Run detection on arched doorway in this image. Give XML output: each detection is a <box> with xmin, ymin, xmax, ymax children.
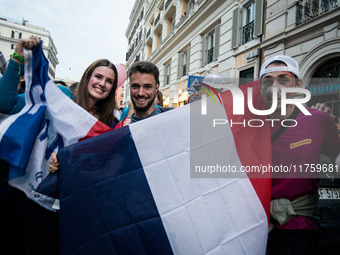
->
<box><xmin>307</xmin><ymin>57</ymin><xmax>340</xmax><ymax>117</ymax></box>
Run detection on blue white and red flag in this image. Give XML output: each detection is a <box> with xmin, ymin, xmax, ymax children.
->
<box><xmin>58</xmin><ymin>82</ymin><xmax>271</xmax><ymax>254</ymax></box>
<box><xmin>0</xmin><ymin>42</ymin><xmax>111</xmax><ymax>210</ymax></box>
<box><xmin>0</xmin><ymin>43</ymin><xmax>271</xmax><ymax>254</ymax></box>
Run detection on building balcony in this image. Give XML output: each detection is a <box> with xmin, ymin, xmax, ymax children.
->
<box><xmin>296</xmin><ymin>0</ymin><xmax>339</xmax><ymax>25</ymax></box>
<box><xmin>164</xmin><ymin>0</ymin><xmax>177</xmax><ymax>19</ymax></box>
<box><xmin>176</xmin><ymin>12</ymin><xmax>188</xmax><ymax>28</ymax></box>
<box><xmin>146</xmin><ymin>28</ymin><xmax>151</xmax><ymax>39</ymax></box>
<box><xmin>182</xmin><ymin>64</ymin><xmax>187</xmax><ymax>76</ymax></box>
<box><xmin>126</xmin><ymin>42</ymin><xmax>142</xmax><ymax>62</ymax></box>
<box><xmin>207</xmin><ymin>47</ymin><xmax>214</xmax><ymax>64</ymax></box>
<box><xmin>155</xmin><ymin>12</ymin><xmax>161</xmax><ymax>26</ymax></box>
<box><xmin>242</xmin><ymin>21</ymin><xmax>254</xmax><ymax>45</ymax></box>
<box><xmin>165</xmin><ymin>0</ymin><xmax>172</xmax><ymax>10</ymax></box>
<box><xmin>146</xmin><ymin>27</ymin><xmax>153</xmax><ymax>45</ymax></box>
<box><xmin>154</xmin><ymin>11</ymin><xmax>163</xmax><ymax>34</ymax></box>
<box><xmin>146</xmin><ymin>30</ymin><xmax>153</xmax><ymax>45</ymax></box>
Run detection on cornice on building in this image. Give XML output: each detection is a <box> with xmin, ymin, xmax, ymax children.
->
<box><xmin>261</xmin><ymin>5</ymin><xmax>340</xmax><ymax>51</ymax></box>
<box><xmin>126</xmin><ymin>0</ymin><xmax>145</xmax><ymax>37</ymax></box>
<box><xmin>129</xmin><ymin>42</ymin><xmax>143</xmax><ymax>60</ymax></box>
<box><xmin>0</xmin><ymin>19</ymin><xmax>50</xmax><ymax>37</ymax></box>
<box><xmin>144</xmin><ymin>0</ymin><xmax>158</xmax><ymax>24</ymax></box>
<box><xmin>0</xmin><ymin>16</ymin><xmax>59</xmax><ymax>78</ymax></box>
<box><xmin>0</xmin><ymin>35</ymin><xmax>17</xmax><ymax>43</ymax></box>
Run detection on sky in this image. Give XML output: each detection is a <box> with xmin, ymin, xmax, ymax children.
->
<box><xmin>0</xmin><ymin>0</ymin><xmax>135</xmax><ymax>81</ymax></box>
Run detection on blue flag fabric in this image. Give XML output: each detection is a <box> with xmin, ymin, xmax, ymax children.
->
<box><xmin>0</xmin><ymin>42</ymin><xmax>48</xmax><ymax>179</ymax></box>
<box><xmin>59</xmin><ymin>126</ymin><xmax>173</xmax><ymax>255</ymax></box>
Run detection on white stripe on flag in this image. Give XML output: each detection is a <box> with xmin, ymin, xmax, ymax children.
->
<box><xmin>130</xmin><ymin>103</ymin><xmax>268</xmax><ymax>255</ymax></box>
<box><xmin>44</xmin><ymin>80</ymin><xmax>99</xmax><ymax>145</ymax></box>
<box><xmin>0</xmin><ymin>104</ymin><xmax>31</xmax><ymax>142</ymax></box>
<box><xmin>24</xmin><ymin>48</ymin><xmax>33</xmax><ymax>105</ymax></box>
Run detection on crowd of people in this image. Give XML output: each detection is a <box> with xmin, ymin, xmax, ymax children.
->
<box><xmin>0</xmin><ymin>37</ymin><xmax>339</xmax><ymax>255</ymax></box>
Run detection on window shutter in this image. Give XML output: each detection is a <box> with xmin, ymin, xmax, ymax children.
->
<box><xmin>189</xmin><ymin>1</ymin><xmax>194</xmax><ymax>11</ymax></box>
<box><xmin>231</xmin><ymin>8</ymin><xmax>241</xmax><ymax>48</ymax></box>
<box><xmin>171</xmin><ymin>21</ymin><xmax>175</xmax><ymax>32</ymax></box>
<box><xmin>164</xmin><ymin>65</ymin><xmax>167</xmax><ymax>85</ymax></box>
<box><xmin>186</xmin><ymin>46</ymin><xmax>190</xmax><ymax>75</ymax></box>
<box><xmin>202</xmin><ymin>34</ymin><xmax>208</xmax><ymax>66</ymax></box>
<box><xmin>214</xmin><ymin>24</ymin><xmax>221</xmax><ymax>60</ymax></box>
<box><xmin>254</xmin><ymin>0</ymin><xmax>263</xmax><ymax>36</ymax></box>
<box><xmin>169</xmin><ymin>62</ymin><xmax>171</xmax><ymax>84</ymax></box>
<box><xmin>177</xmin><ymin>53</ymin><xmax>182</xmax><ymax>78</ymax></box>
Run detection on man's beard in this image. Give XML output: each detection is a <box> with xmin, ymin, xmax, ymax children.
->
<box><xmin>132</xmin><ymin>94</ymin><xmax>156</xmax><ymax>113</ymax></box>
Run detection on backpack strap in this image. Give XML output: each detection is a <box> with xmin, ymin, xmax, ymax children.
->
<box><xmin>271</xmin><ymin>106</ymin><xmax>300</xmax><ymax>143</ymax></box>
<box><xmin>158</xmin><ymin>107</ymin><xmax>173</xmax><ymax>113</ymax></box>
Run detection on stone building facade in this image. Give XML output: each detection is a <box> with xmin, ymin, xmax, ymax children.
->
<box><xmin>0</xmin><ymin>17</ymin><xmax>58</xmax><ymax>79</ymax></box>
<box><xmin>125</xmin><ymin>0</ymin><xmax>340</xmax><ymax>112</ymax></box>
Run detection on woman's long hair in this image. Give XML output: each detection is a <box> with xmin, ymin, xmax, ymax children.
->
<box><xmin>75</xmin><ymin>59</ymin><xmax>118</xmax><ymax>126</ymax></box>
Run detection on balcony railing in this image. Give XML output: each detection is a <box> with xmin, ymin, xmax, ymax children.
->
<box><xmin>165</xmin><ymin>0</ymin><xmax>172</xmax><ymax>10</ymax></box>
<box><xmin>164</xmin><ymin>0</ymin><xmax>176</xmax><ymax>19</ymax></box>
<box><xmin>296</xmin><ymin>0</ymin><xmax>339</xmax><ymax>25</ymax></box>
<box><xmin>165</xmin><ymin>75</ymin><xmax>170</xmax><ymax>85</ymax></box>
<box><xmin>242</xmin><ymin>21</ymin><xmax>254</xmax><ymax>45</ymax></box>
<box><xmin>182</xmin><ymin>64</ymin><xmax>187</xmax><ymax>76</ymax></box>
<box><xmin>176</xmin><ymin>12</ymin><xmax>188</xmax><ymax>28</ymax></box>
<box><xmin>207</xmin><ymin>47</ymin><xmax>214</xmax><ymax>64</ymax></box>
<box><xmin>155</xmin><ymin>13</ymin><xmax>160</xmax><ymax>26</ymax></box>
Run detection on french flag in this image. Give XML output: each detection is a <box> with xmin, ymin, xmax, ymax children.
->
<box><xmin>0</xmin><ymin>42</ymin><xmax>111</xmax><ymax>210</ymax></box>
<box><xmin>58</xmin><ymin>81</ymin><xmax>271</xmax><ymax>254</ymax></box>
<box><xmin>0</xmin><ymin>41</ymin><xmax>272</xmax><ymax>253</ymax></box>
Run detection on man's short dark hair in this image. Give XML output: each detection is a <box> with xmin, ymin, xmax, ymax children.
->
<box><xmin>128</xmin><ymin>61</ymin><xmax>160</xmax><ymax>85</ymax></box>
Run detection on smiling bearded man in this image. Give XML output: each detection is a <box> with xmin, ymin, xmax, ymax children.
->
<box><xmin>126</xmin><ymin>61</ymin><xmax>172</xmax><ymax>124</ymax></box>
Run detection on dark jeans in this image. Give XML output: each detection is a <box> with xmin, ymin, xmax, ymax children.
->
<box><xmin>267</xmin><ymin>227</ymin><xmax>321</xmax><ymax>255</ymax></box>
<box><xmin>0</xmin><ymin>160</ymin><xmax>59</xmax><ymax>255</ymax></box>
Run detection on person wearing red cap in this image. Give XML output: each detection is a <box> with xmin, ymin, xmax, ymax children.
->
<box><xmin>261</xmin><ymin>55</ymin><xmax>340</xmax><ymax>255</ymax></box>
